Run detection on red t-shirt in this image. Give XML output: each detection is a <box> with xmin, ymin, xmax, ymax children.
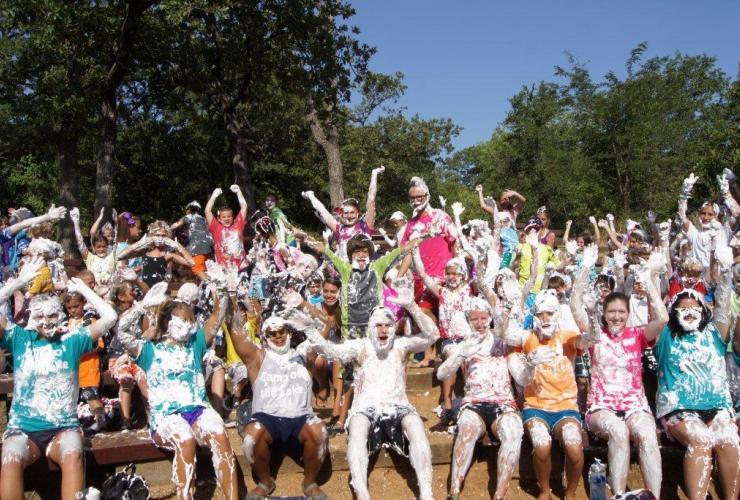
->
<box><xmin>209</xmin><ymin>213</ymin><xmax>246</xmax><ymax>269</ymax></box>
<box><xmin>400</xmin><ymin>208</ymin><xmax>456</xmax><ymax>279</ymax></box>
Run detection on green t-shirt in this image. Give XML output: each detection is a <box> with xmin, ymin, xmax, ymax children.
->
<box><xmin>326</xmin><ymin>246</ymin><xmax>403</xmax><ymax>335</ymax></box>
<box><xmin>0</xmin><ymin>324</ymin><xmax>93</xmax><ymax>432</ymax></box>
<box><xmin>136</xmin><ymin>328</ymin><xmax>209</xmax><ymax>431</ymax></box>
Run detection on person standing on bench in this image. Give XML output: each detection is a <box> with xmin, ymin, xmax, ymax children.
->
<box><xmin>0</xmin><ymin>259</ymin><xmax>117</xmax><ymax>500</ymax></box>
<box><xmin>116</xmin><ymin>278</ymin><xmax>239</xmax><ymax>500</ymax></box>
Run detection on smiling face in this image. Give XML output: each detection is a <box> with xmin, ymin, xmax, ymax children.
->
<box><xmin>675</xmin><ymin>297</ymin><xmax>703</xmax><ymax>332</ymax></box>
<box><xmin>218</xmin><ymin>208</ymin><xmax>234</xmax><ymax>227</ymax></box>
<box><xmin>341</xmin><ymin>204</ymin><xmax>359</xmax><ymax>226</ymax></box>
<box><xmin>63</xmin><ymin>297</ymin><xmax>85</xmax><ymax>320</ymax></box>
<box><xmin>350</xmin><ymin>248</ymin><xmax>370</xmax><ymax>271</ymax></box>
<box><xmin>408</xmin><ymin>186</ymin><xmax>429</xmax><ymax>215</ymax></box>
<box><xmin>699</xmin><ymin>204</ymin><xmax>717</xmax><ymax>225</ymax></box>
<box><xmin>322</xmin><ymin>282</ymin><xmax>340</xmax><ymax>307</ymax></box>
<box><xmin>93</xmin><ymin>239</ymin><xmax>108</xmax><ymax>257</ymax></box>
<box><xmin>603</xmin><ymin>297</ymin><xmax>629</xmax><ymax>335</ymax></box>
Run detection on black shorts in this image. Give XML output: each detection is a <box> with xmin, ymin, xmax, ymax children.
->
<box><xmin>355</xmin><ymin>406</ymin><xmax>415</xmax><ymax>457</ymax></box>
<box><xmin>249</xmin><ymin>412</ymin><xmax>309</xmax><ymax>454</ymax></box>
<box><xmin>463</xmin><ymin>403</ymin><xmax>517</xmax><ymax>442</ymax></box>
<box><xmin>4</xmin><ymin>427</ymin><xmax>79</xmax><ymax>455</ymax></box>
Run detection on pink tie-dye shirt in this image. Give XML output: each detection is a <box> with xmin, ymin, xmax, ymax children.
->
<box><xmin>588</xmin><ymin>326</ymin><xmax>650</xmax><ymax>413</ymax></box>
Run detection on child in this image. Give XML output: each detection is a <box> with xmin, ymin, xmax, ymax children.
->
<box><xmin>171</xmin><ymin>201</ymin><xmax>214</xmax><ymax>281</ymax></box>
<box><xmin>0</xmin><ymin>262</ymin><xmax>116</xmax><ymax>500</ymax></box>
<box><xmin>205</xmin><ymin>185</ymin><xmax>248</xmax><ymax>270</ymax></box>
<box><xmin>63</xmin><ymin>290</ymin><xmax>107</xmax><ymax>433</ymax></box>
<box><xmin>71</xmin><ymin>207</ymin><xmax>117</xmax><ymax>296</ymax></box>
<box><xmin>116</xmin><ymin>287</ymin><xmax>238</xmax><ymax>499</ymax></box>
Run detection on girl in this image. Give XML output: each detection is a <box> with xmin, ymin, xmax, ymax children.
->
<box><xmin>118</xmin><ymin>221</ymin><xmax>195</xmax><ymax>288</ymax></box>
<box><xmin>71</xmin><ymin>207</ymin><xmax>117</xmax><ymax>296</ymax></box>
<box><xmin>115</xmin><ymin>211</ymin><xmax>143</xmax><ymax>271</ymax></box>
<box><xmin>117</xmin><ymin>285</ymin><xmax>238</xmax><ymax>499</ymax></box>
<box><xmin>0</xmin><ymin>261</ymin><xmax>116</xmax><ymax>500</ymax></box>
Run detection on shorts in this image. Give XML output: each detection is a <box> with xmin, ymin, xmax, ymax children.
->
<box><xmin>203</xmin><ymin>349</ymin><xmax>225</xmax><ymax>381</ymax></box>
<box><xmin>151</xmin><ymin>406</ymin><xmax>207</xmax><ymax>441</ymax></box>
<box><xmin>352</xmin><ymin>405</ymin><xmax>415</xmax><ymax>457</ymax></box>
<box><xmin>522</xmin><ymin>408</ymin><xmax>582</xmax><ymax>431</ymax></box>
<box><xmin>414</xmin><ymin>278</ymin><xmax>439</xmax><ymax>315</ymax></box>
<box><xmin>3</xmin><ymin>427</ymin><xmax>80</xmax><ymax>455</ymax></box>
<box><xmin>585</xmin><ymin>407</ymin><xmax>650</xmax><ymax>431</ymax></box>
<box><xmin>80</xmin><ymin>387</ymin><xmax>101</xmax><ymax>402</ymax></box>
<box><xmin>248</xmin><ymin>412</ymin><xmax>310</xmax><ymax>454</ymax></box>
<box><xmin>661</xmin><ymin>408</ymin><xmax>734</xmax><ymax>437</ymax></box>
<box><xmin>108</xmin><ymin>355</ymin><xmax>142</xmax><ymax>384</ymax></box>
<box><xmin>461</xmin><ymin>402</ymin><xmax>518</xmax><ymax>442</ymax></box>
<box><xmin>192</xmin><ymin>254</ymin><xmax>208</xmax><ymax>275</ymax></box>
<box><xmin>79</xmin><ymin>351</ymin><xmax>101</xmax><ymax>388</ymax></box>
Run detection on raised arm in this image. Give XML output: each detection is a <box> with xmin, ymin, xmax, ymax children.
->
<box><xmin>89</xmin><ymin>208</ymin><xmax>105</xmax><ymax>246</ymax></box>
<box><xmin>588</xmin><ymin>216</ymin><xmax>601</xmax><ymax>246</ymax></box>
<box><xmin>162</xmin><ymin>238</ymin><xmax>196</xmax><ymax>268</ymax></box>
<box><xmin>364</xmin><ymin>166</ymin><xmax>384</xmax><ymax>230</ymax></box>
<box><xmin>116</xmin><ymin>304</ymin><xmax>146</xmax><ymax>358</ymax></box>
<box><xmin>204</xmin><ymin>188</ymin><xmax>222</xmax><ymax>225</ymax></box>
<box><xmin>230</xmin><ymin>184</ymin><xmax>248</xmax><ymax>220</ymax></box>
<box><xmin>678</xmin><ymin>173</ymin><xmax>699</xmax><ymax>233</ymax></box>
<box><xmin>0</xmin><ymin>258</ymin><xmax>43</xmax><ymax>331</ymax></box>
<box><xmin>203</xmin><ymin>289</ymin><xmax>227</xmax><ymax>346</ymax></box>
<box><xmin>301</xmin><ymin>191</ymin><xmax>338</xmax><ymax>232</ymax></box>
<box><xmin>117</xmin><ymin>235</ymin><xmax>151</xmax><ymax>261</ymax></box>
<box><xmin>563</xmin><ymin>220</ymin><xmax>573</xmax><ymax>243</ymax></box>
<box><xmin>65</xmin><ymin>277</ymin><xmax>117</xmax><ymax>340</ymax></box>
<box><xmin>389</xmin><ymin>286</ymin><xmax>439</xmax><ymax>354</ymax></box>
<box><xmin>412</xmin><ymin>246</ymin><xmax>440</xmax><ymax>297</ymax></box>
<box><xmin>476</xmin><ymin>185</ymin><xmax>494</xmax><ymax>216</ymax></box>
<box><xmin>570</xmin><ymin>243</ymin><xmax>599</xmax><ymax>333</ymax></box>
<box><xmin>712</xmin><ymin>244</ymin><xmax>734</xmax><ymax>342</ymax></box>
<box><xmin>642</xmin><ymin>255</ymin><xmax>670</xmax><ymax>341</ymax></box>
<box><xmin>520</xmin><ymin>233</ymin><xmax>540</xmax><ymax>299</ymax></box>
<box><xmin>226</xmin><ymin>295</ymin><xmax>263</xmax><ymax>368</ymax></box>
<box><xmin>719</xmin><ymin>172</ymin><xmax>740</xmax><ymax>217</ymax></box>
<box><xmin>69</xmin><ymin>208</ymin><xmax>89</xmax><ymax>259</ymax></box>
<box><xmin>5</xmin><ymin>205</ymin><xmax>67</xmax><ymax>237</ymax></box>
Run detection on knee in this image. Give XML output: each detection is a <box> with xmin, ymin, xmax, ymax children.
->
<box><xmin>560</xmin><ymin>422</ymin><xmax>583</xmax><ymax>448</ymax></box>
<box><xmin>498</xmin><ymin>415</ymin><xmax>524</xmax><ymax>444</ymax></box>
<box><xmin>608</xmin><ymin>422</ymin><xmax>629</xmax><ymax>444</ymax></box>
<box><xmin>528</xmin><ymin>421</ymin><xmax>552</xmax><ymax>452</ymax></box>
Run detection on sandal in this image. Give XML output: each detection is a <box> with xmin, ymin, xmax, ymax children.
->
<box><xmin>303</xmin><ymin>481</ymin><xmax>329</xmax><ymax>500</ymax></box>
<box><xmin>245</xmin><ymin>479</ymin><xmax>276</xmax><ymax>499</ymax></box>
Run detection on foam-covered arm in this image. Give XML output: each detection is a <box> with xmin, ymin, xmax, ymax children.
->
<box><xmin>116</xmin><ymin>303</ymin><xmax>145</xmax><ymax>358</ymax></box>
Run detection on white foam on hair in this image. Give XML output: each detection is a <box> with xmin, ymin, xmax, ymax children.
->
<box><xmin>1</xmin><ymin>433</ymin><xmax>31</xmax><ymax>465</ymax></box>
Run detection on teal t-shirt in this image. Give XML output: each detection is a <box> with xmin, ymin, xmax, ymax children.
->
<box><xmin>0</xmin><ymin>324</ymin><xmax>93</xmax><ymax>432</ymax></box>
<box><xmin>654</xmin><ymin>323</ymin><xmax>733</xmax><ymax>418</ymax></box>
<box><xmin>135</xmin><ymin>328</ymin><xmax>209</xmax><ymax>431</ymax></box>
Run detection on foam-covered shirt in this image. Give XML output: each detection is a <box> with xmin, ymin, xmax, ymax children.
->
<box><xmin>400</xmin><ymin>208</ymin><xmax>456</xmax><ymax>279</ymax></box>
<box><xmin>209</xmin><ymin>213</ymin><xmax>246</xmax><ymax>269</ymax></box>
<box><xmin>438</xmin><ymin>286</ymin><xmax>472</xmax><ymax>340</ymax></box>
<box><xmin>521</xmin><ymin>330</ymin><xmax>579</xmax><ymax>411</ymax></box>
<box><xmin>654</xmin><ymin>323</ymin><xmax>732</xmax><ymax>418</ymax></box>
<box><xmin>1</xmin><ymin>324</ymin><xmax>93</xmax><ymax>432</ymax></box>
<box><xmin>461</xmin><ymin>337</ymin><xmax>517</xmax><ymax>407</ymax></box>
<box><xmin>588</xmin><ymin>326</ymin><xmax>650</xmax><ymax>413</ymax></box>
<box><xmin>135</xmin><ymin>328</ymin><xmax>209</xmax><ymax>431</ymax></box>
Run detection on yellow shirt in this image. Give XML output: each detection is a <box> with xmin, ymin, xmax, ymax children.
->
<box><xmin>517</xmin><ymin>243</ymin><xmax>560</xmax><ymax>293</ymax></box>
<box><xmin>522</xmin><ymin>330</ymin><xmax>579</xmax><ymax>411</ymax></box>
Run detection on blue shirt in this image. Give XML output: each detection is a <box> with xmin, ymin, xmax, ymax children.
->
<box><xmin>0</xmin><ymin>324</ymin><xmax>93</xmax><ymax>432</ymax></box>
<box><xmin>654</xmin><ymin>323</ymin><xmax>733</xmax><ymax>418</ymax></box>
<box><xmin>136</xmin><ymin>328</ymin><xmax>209</xmax><ymax>431</ymax></box>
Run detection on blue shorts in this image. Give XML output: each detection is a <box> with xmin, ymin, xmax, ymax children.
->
<box><xmin>522</xmin><ymin>408</ymin><xmax>581</xmax><ymax>431</ymax></box>
<box><xmin>249</xmin><ymin>412</ymin><xmax>309</xmax><ymax>454</ymax></box>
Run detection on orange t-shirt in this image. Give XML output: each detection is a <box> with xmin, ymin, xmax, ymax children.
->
<box><xmin>521</xmin><ymin>330</ymin><xmax>579</xmax><ymax>411</ymax></box>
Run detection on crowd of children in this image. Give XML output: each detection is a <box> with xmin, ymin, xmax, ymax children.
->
<box><xmin>0</xmin><ymin>169</ymin><xmax>739</xmax><ymax>500</ymax></box>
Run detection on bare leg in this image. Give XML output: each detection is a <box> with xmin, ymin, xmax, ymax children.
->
<box><xmin>330</xmin><ymin>362</ymin><xmax>343</xmax><ymax>419</ymax></box>
<box><xmin>0</xmin><ymin>432</ymin><xmax>41</xmax><ymax>500</ymax></box>
<box><xmin>312</xmin><ymin>356</ymin><xmax>330</xmax><ymax>406</ymax></box>
<box><xmin>554</xmin><ymin>419</ymin><xmax>584</xmax><ymax>500</ymax></box>
<box><xmin>119</xmin><ymin>378</ymin><xmax>134</xmax><ymax>424</ymax></box>
<box><xmin>300</xmin><ymin>416</ymin><xmax>329</xmax><ymax>496</ymax></box>
<box><xmin>449</xmin><ymin>409</ymin><xmax>485</xmax><ymax>495</ymax></box>
<box><xmin>526</xmin><ymin>419</ymin><xmax>553</xmax><ymax>500</ymax></box>
<box><xmin>155</xmin><ymin>414</ymin><xmax>198</xmax><ymax>499</ymax></box>
<box><xmin>709</xmin><ymin>412</ymin><xmax>740</xmax><ymax>500</ymax></box>
<box><xmin>241</xmin><ymin>421</ymin><xmax>274</xmax><ymax>495</ymax></box>
<box><xmin>442</xmin><ymin>375</ymin><xmax>455</xmax><ymax>410</ymax></box>
<box><xmin>402</xmin><ymin>413</ymin><xmax>433</xmax><ymax>500</ymax></box>
<box><xmin>493</xmin><ymin>412</ymin><xmax>524</xmax><ymax>498</ymax></box>
<box><xmin>46</xmin><ymin>429</ymin><xmax>85</xmax><ymax>500</ymax></box>
<box><xmin>666</xmin><ymin>418</ymin><xmax>713</xmax><ymax>500</ymax></box>
<box><xmin>626</xmin><ymin>412</ymin><xmax>662</xmax><ymax>497</ymax></box>
<box><xmin>588</xmin><ymin>410</ymin><xmax>630</xmax><ymax>495</ymax></box>
<box><xmin>347</xmin><ymin>413</ymin><xmax>372</xmax><ymax>500</ymax></box>
<box><xmin>193</xmin><ymin>408</ymin><xmax>238</xmax><ymax>500</ymax></box>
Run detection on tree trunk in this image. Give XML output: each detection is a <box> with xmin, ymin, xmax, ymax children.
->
<box><xmin>306</xmin><ymin>104</ymin><xmax>344</xmax><ymax>208</ymax></box>
<box><xmin>93</xmin><ymin>0</ymin><xmax>152</xmax><ymax>217</ymax></box>
<box><xmin>56</xmin><ymin>128</ymin><xmax>79</xmax><ymax>258</ymax></box>
<box><xmin>224</xmin><ymin>110</ymin><xmax>257</xmax><ymax>213</ymax></box>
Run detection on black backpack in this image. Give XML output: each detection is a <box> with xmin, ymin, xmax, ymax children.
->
<box><xmin>101</xmin><ymin>463</ymin><xmax>150</xmax><ymax>500</ymax></box>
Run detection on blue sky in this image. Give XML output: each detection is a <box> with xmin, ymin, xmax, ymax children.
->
<box><xmin>351</xmin><ymin>0</ymin><xmax>740</xmax><ymax>151</ymax></box>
